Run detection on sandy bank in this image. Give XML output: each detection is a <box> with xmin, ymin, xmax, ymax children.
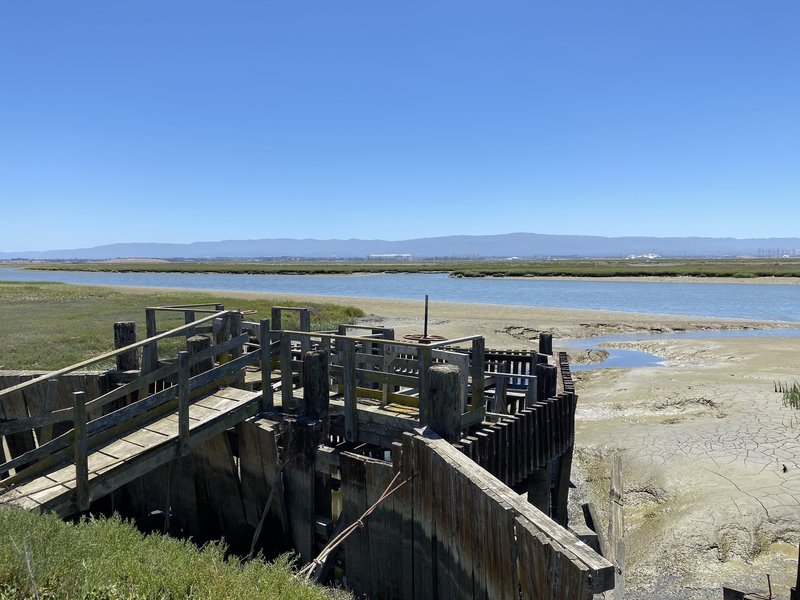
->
<box><xmin>103</xmin><ymin>284</ymin><xmax>795</xmax><ymax>348</ymax></box>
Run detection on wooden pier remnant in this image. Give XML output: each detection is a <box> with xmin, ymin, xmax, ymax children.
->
<box><xmin>0</xmin><ymin>303</ymin><xmax>615</xmax><ymax>598</ymax></box>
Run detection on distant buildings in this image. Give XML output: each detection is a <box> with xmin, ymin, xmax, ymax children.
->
<box><xmin>368</xmin><ymin>254</ymin><xmax>413</xmax><ymax>261</ymax></box>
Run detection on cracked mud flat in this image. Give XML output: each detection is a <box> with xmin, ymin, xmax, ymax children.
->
<box><xmin>572</xmin><ymin>336</ymin><xmax>800</xmax><ymax>599</ymax></box>
<box><xmin>343</xmin><ymin>298</ymin><xmax>800</xmax><ymax>598</ymax></box>
<box><xmin>123</xmin><ymin>290</ymin><xmax>799</xmax><ymax>598</ymax></box>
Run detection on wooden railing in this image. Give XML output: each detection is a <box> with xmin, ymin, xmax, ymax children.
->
<box><xmin>0</xmin><ymin>309</ymin><xmax>273</xmax><ymax>510</ymax></box>
<box><xmin>275</xmin><ymin>331</ymin><xmax>487</xmax><ymax>441</ymax></box>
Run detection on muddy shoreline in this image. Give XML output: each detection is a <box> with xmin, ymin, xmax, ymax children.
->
<box><xmin>90</xmin><ymin>284</ymin><xmax>800</xmax><ymax>597</ymax></box>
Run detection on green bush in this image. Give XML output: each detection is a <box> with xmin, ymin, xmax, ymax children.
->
<box><xmin>0</xmin><ymin>508</ymin><xmax>349</xmax><ymax>600</ymax></box>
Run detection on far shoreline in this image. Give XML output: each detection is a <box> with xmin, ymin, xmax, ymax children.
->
<box><xmin>468</xmin><ymin>274</ymin><xmax>800</xmax><ymax>285</ymax></box>
<box><xmin>4</xmin><ymin>261</ymin><xmax>799</xmax><ymax>285</ymax></box>
<box><xmin>52</xmin><ymin>282</ymin><xmax>799</xmax><ymax>344</ymax></box>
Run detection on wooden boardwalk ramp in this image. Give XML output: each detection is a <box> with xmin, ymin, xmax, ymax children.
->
<box><xmin>1</xmin><ymin>307</ymin><xmax>270</xmax><ymax>518</ymax></box>
<box><xmin>2</xmin><ymin>387</ymin><xmax>260</xmax><ymax>517</ymax></box>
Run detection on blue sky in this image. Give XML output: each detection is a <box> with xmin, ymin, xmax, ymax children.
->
<box><xmin>1</xmin><ymin>1</ymin><xmax>798</xmax><ymax>251</ymax></box>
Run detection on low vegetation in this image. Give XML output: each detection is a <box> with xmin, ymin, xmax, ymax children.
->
<box><xmin>775</xmin><ymin>380</ymin><xmax>800</xmax><ymax>410</ymax></box>
<box><xmin>14</xmin><ymin>258</ymin><xmax>800</xmax><ymax>278</ymax></box>
<box><xmin>0</xmin><ymin>507</ymin><xmax>349</xmax><ymax>599</ymax></box>
<box><xmin>0</xmin><ymin>282</ymin><xmax>363</xmax><ymax>370</ymax></box>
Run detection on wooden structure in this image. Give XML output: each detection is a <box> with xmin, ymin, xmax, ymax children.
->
<box><xmin>0</xmin><ymin>303</ymin><xmax>614</xmax><ymax>598</ymax></box>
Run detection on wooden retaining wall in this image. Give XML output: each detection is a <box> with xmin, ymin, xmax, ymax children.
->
<box><xmin>0</xmin><ymin>371</ymin><xmax>108</xmax><ymax>466</ymax></box>
<box><xmin>455</xmin><ymin>389</ymin><xmax>575</xmax><ymax>489</ymax></box>
<box><xmin>341</xmin><ymin>431</ymin><xmax>613</xmax><ymax>600</ymax></box>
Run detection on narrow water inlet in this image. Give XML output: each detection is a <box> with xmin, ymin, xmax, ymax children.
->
<box><xmin>564</xmin><ymin>327</ymin><xmax>800</xmax><ymax>371</ymax></box>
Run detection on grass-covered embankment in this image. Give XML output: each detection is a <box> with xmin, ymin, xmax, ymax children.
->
<box><xmin>17</xmin><ymin>258</ymin><xmax>800</xmax><ymax>278</ymax></box>
<box><xmin>0</xmin><ymin>282</ymin><xmax>363</xmax><ymax>370</ymax></box>
<box><xmin>0</xmin><ymin>508</ymin><xmax>349</xmax><ymax>600</ymax></box>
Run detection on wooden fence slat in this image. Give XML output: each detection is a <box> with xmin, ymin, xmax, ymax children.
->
<box><xmin>365</xmin><ymin>459</ymin><xmax>396</xmax><ymax>599</ymax></box>
<box><xmin>341</xmin><ymin>451</ymin><xmax>369</xmax><ymax>593</ymax></box>
<box><xmin>72</xmin><ymin>391</ymin><xmax>89</xmax><ymax>511</ymax></box>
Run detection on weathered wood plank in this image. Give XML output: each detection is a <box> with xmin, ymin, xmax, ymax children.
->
<box><xmin>341</xmin><ymin>451</ymin><xmax>369</xmax><ymax>594</ymax></box>
<box><xmin>283</xmin><ymin>418</ymin><xmax>317</xmax><ymax>565</ymax></box>
<box><xmin>72</xmin><ymin>391</ymin><xmax>89</xmax><ymax>511</ymax></box>
<box><xmin>365</xmin><ymin>458</ymin><xmax>396</xmax><ymax>599</ymax></box>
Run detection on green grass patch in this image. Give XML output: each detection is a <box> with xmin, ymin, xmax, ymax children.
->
<box><xmin>0</xmin><ymin>282</ymin><xmax>363</xmax><ymax>370</ymax></box>
<box><xmin>15</xmin><ymin>258</ymin><xmax>800</xmax><ymax>279</ymax></box>
<box><xmin>0</xmin><ymin>507</ymin><xmax>349</xmax><ymax>599</ymax></box>
<box><xmin>775</xmin><ymin>380</ymin><xmax>800</xmax><ymax>410</ymax></box>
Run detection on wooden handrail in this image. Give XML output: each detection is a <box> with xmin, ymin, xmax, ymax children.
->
<box><xmin>280</xmin><ymin>330</ymin><xmax>483</xmax><ymax>351</ymax></box>
<box><xmin>0</xmin><ymin>310</ymin><xmax>229</xmax><ymax>400</ymax></box>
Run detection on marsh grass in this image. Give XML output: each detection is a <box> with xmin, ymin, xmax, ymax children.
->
<box><xmin>775</xmin><ymin>380</ymin><xmax>800</xmax><ymax>410</ymax></box>
<box><xmin>17</xmin><ymin>258</ymin><xmax>800</xmax><ymax>278</ymax></box>
<box><xmin>0</xmin><ymin>282</ymin><xmax>363</xmax><ymax>370</ymax></box>
<box><xmin>0</xmin><ymin>508</ymin><xmax>350</xmax><ymax>599</ymax></box>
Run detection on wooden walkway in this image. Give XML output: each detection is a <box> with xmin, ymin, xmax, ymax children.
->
<box><xmin>2</xmin><ymin>387</ymin><xmax>260</xmax><ymax>516</ymax></box>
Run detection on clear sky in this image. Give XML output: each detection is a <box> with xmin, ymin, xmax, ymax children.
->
<box><xmin>1</xmin><ymin>1</ymin><xmax>798</xmax><ymax>251</ymax></box>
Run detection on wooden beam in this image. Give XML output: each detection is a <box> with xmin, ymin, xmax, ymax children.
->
<box><xmin>302</xmin><ymin>349</ymin><xmax>330</xmax><ymax>440</ymax></box>
<box><xmin>606</xmin><ymin>453</ymin><xmax>625</xmax><ymax>600</ymax></box>
<box><xmin>259</xmin><ymin>319</ymin><xmax>273</xmax><ymax>410</ymax></box>
<box><xmin>72</xmin><ymin>391</ymin><xmax>89</xmax><ymax>512</ymax></box>
<box><xmin>178</xmin><ymin>351</ymin><xmax>189</xmax><ymax>456</ymax></box>
<box><xmin>343</xmin><ymin>339</ymin><xmax>357</xmax><ymax>442</ymax></box>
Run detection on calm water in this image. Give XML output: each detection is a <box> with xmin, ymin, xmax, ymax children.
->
<box><xmin>567</xmin><ymin>328</ymin><xmax>800</xmax><ymax>371</ymax></box>
<box><xmin>1</xmin><ymin>267</ymin><xmax>798</xmax><ymax>322</ymax></box>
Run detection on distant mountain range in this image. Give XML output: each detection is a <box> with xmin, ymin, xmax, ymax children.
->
<box><xmin>1</xmin><ymin>233</ymin><xmax>799</xmax><ymax>260</ymax></box>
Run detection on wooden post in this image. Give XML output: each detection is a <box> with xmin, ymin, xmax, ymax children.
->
<box><xmin>271</xmin><ymin>307</ymin><xmax>282</xmax><ymax>332</ymax></box>
<box><xmin>113</xmin><ymin>321</ymin><xmax>138</xmax><ymax>371</ymax></box>
<box><xmin>545</xmin><ymin>365</ymin><xmax>557</xmax><ymax>398</ymax></box>
<box><xmin>230</xmin><ymin>311</ymin><xmax>243</xmax><ymax>359</ymax></box>
<box><xmin>536</xmin><ymin>363</ymin><xmax>557</xmax><ymax>399</ymax></box>
<box><xmin>539</xmin><ymin>332</ymin><xmax>553</xmax><ymax>355</ymax></box>
<box><xmin>417</xmin><ymin>344</ymin><xmax>432</xmax><ymax>420</ymax></box>
<box><xmin>607</xmin><ymin>453</ymin><xmax>625</xmax><ymax>600</ymax></box>
<box><xmin>494</xmin><ymin>372</ymin><xmax>508</xmax><ymax>414</ymax></box>
<box><xmin>186</xmin><ymin>335</ymin><xmax>213</xmax><ymax>376</ymax></box>
<box><xmin>73</xmin><ymin>391</ymin><xmax>89</xmax><ymax>512</ymax></box>
<box><xmin>259</xmin><ymin>318</ymin><xmax>273</xmax><ymax>410</ymax></box>
<box><xmin>527</xmin><ymin>467</ymin><xmax>550</xmax><ymax>514</ymax></box>
<box><xmin>183</xmin><ymin>310</ymin><xmax>196</xmax><ymax>337</ymax></box>
<box><xmin>280</xmin><ymin>332</ymin><xmax>295</xmax><ymax>411</ymax></box>
<box><xmin>553</xmin><ymin>447</ymin><xmax>573</xmax><ymax>526</ymax></box>
<box><xmin>142</xmin><ymin>309</ymin><xmax>159</xmax><ymax>374</ymax></box>
<box><xmin>792</xmin><ymin>541</ymin><xmax>800</xmax><ymax>600</ymax></box>
<box><xmin>299</xmin><ymin>309</ymin><xmax>311</xmax><ymax>355</ymax></box>
<box><xmin>471</xmin><ymin>337</ymin><xmax>485</xmax><ymax>409</ymax></box>
<box><xmin>424</xmin><ymin>363</ymin><xmax>462</xmax><ymax>442</ymax></box>
<box><xmin>37</xmin><ymin>377</ymin><xmax>60</xmax><ymax>445</ymax></box>
<box><xmin>145</xmin><ymin>308</ymin><xmax>157</xmax><ymax>338</ymax></box>
<box><xmin>525</xmin><ymin>375</ymin><xmax>538</xmax><ymax>408</ymax></box>
<box><xmin>284</xmin><ymin>417</ymin><xmax>317</xmax><ymax>564</ymax></box>
<box><xmin>178</xmin><ymin>351</ymin><xmax>189</xmax><ymax>456</ymax></box>
<box><xmin>303</xmin><ymin>348</ymin><xmax>330</xmax><ymax>440</ymax></box>
<box><xmin>343</xmin><ymin>338</ymin><xmax>358</xmax><ymax>441</ymax></box>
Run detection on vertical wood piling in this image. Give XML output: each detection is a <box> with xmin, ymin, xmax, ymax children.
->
<box><xmin>113</xmin><ymin>321</ymin><xmax>138</xmax><ymax>371</ymax></box>
<box><xmin>259</xmin><ymin>318</ymin><xmax>273</xmax><ymax>410</ymax></box>
<box><xmin>72</xmin><ymin>391</ymin><xmax>89</xmax><ymax>511</ymax></box>
<box><xmin>178</xmin><ymin>351</ymin><xmax>189</xmax><ymax>456</ymax></box>
<box><xmin>423</xmin><ymin>363</ymin><xmax>462</xmax><ymax>442</ymax></box>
